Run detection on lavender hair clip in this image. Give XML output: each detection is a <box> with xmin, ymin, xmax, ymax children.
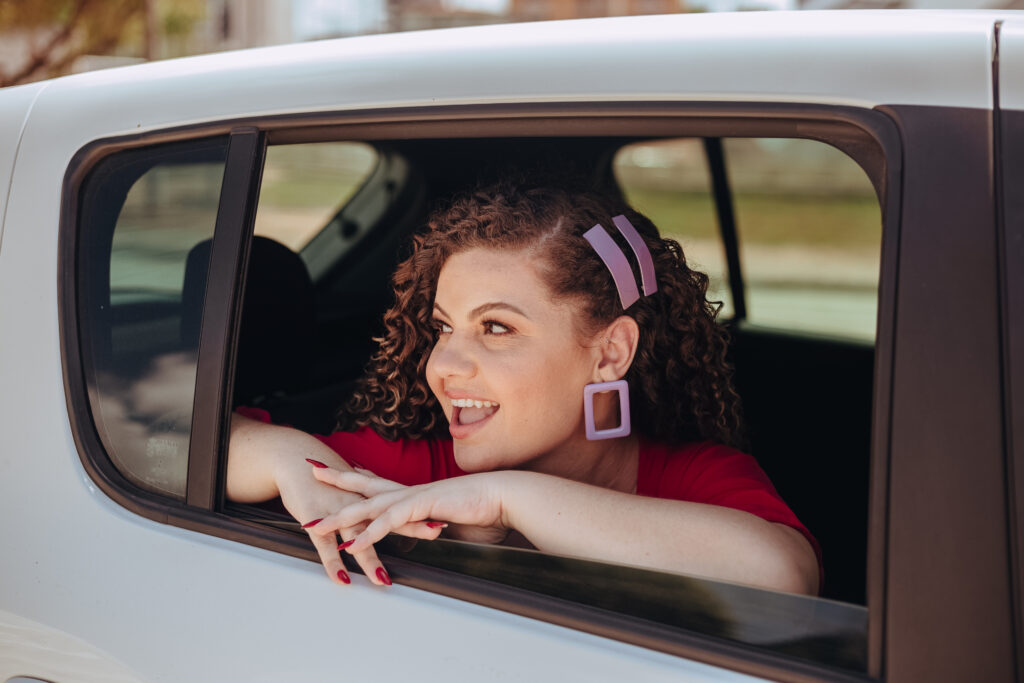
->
<box><xmin>582</xmin><ymin>215</ymin><xmax>658</xmax><ymax>309</ymax></box>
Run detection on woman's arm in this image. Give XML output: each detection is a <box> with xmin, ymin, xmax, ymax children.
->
<box><xmin>317</xmin><ymin>468</ymin><xmax>819</xmax><ymax>595</ymax></box>
<box><xmin>498</xmin><ymin>471</ymin><xmax>819</xmax><ymax>595</ymax></box>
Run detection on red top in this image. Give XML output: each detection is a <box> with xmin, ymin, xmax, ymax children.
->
<box><xmin>238</xmin><ymin>406</ymin><xmax>822</xmax><ymax>586</ymax></box>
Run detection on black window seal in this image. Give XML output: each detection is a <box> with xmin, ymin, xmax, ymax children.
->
<box><xmin>703</xmin><ymin>137</ymin><xmax>746</xmax><ymax>321</ymax></box>
<box><xmin>58</xmin><ymin>101</ymin><xmax>900</xmax><ymax>683</ymax></box>
<box><xmin>994</xmin><ymin>19</ymin><xmax>1024</xmax><ymax>683</ymax></box>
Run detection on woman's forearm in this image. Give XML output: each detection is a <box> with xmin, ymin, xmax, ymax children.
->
<box><xmin>499</xmin><ymin>470</ymin><xmax>819</xmax><ymax>595</ymax></box>
<box><xmin>225</xmin><ymin>414</ymin><xmax>354</xmax><ymax>503</ymax></box>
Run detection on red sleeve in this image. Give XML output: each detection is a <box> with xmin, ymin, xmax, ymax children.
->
<box><xmin>234</xmin><ymin>406</ymin><xmax>463</xmax><ymax>486</ymax></box>
<box><xmin>313</xmin><ymin>429</ymin><xmax>463</xmax><ymax>486</ymax></box>
<box><xmin>639</xmin><ymin>439</ymin><xmax>823</xmax><ymax>590</ymax></box>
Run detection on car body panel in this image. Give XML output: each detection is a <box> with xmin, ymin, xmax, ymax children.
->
<box><xmin>0</xmin><ymin>610</ymin><xmax>144</xmax><ymax>683</ymax></box>
<box><xmin>998</xmin><ymin>17</ymin><xmax>1024</xmax><ymax>110</ymax></box>
<box><xmin>0</xmin><ymin>81</ymin><xmax>45</xmax><ymax>249</ymax></box>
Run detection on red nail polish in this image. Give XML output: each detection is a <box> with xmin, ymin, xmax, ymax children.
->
<box><xmin>376</xmin><ymin>567</ymin><xmax>392</xmax><ymax>586</ymax></box>
<box><xmin>306</xmin><ymin>458</ymin><xmax>328</xmax><ymax>468</ymax></box>
<box><xmin>426</xmin><ymin>521</ymin><xmax>448</xmax><ymax>529</ymax></box>
<box><xmin>337</xmin><ymin>539</ymin><xmax>355</xmax><ymax>550</ymax></box>
<box><xmin>301</xmin><ymin>518</ymin><xmax>323</xmax><ymax>528</ymax></box>
<box><xmin>337</xmin><ymin>569</ymin><xmax>350</xmax><ymax>584</ymax></box>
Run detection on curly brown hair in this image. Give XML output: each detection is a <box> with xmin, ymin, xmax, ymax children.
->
<box><xmin>338</xmin><ymin>182</ymin><xmax>745</xmax><ymax>449</ymax></box>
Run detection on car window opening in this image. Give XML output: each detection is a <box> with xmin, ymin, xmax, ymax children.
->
<box><xmin>77</xmin><ymin>131</ymin><xmax>881</xmax><ymax>676</ymax></box>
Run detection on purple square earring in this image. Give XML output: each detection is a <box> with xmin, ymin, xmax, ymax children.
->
<box><xmin>583</xmin><ymin>379</ymin><xmax>631</xmax><ymax>440</ymax></box>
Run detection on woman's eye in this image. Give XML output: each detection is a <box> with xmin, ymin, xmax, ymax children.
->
<box><xmin>484</xmin><ymin>321</ymin><xmax>510</xmax><ymax>335</ymax></box>
<box><xmin>434</xmin><ymin>321</ymin><xmax>453</xmax><ymax>335</ymax></box>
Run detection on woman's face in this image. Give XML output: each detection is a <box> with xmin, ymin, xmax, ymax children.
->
<box><xmin>426</xmin><ymin>247</ymin><xmax>599</xmax><ymax>472</ymax></box>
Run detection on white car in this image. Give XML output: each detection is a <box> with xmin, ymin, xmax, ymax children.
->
<box><xmin>0</xmin><ymin>10</ymin><xmax>1020</xmax><ymax>682</ymax></box>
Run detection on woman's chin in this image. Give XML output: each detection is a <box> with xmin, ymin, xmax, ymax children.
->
<box><xmin>452</xmin><ymin>446</ymin><xmax>496</xmax><ymax>473</ymax></box>
<box><xmin>452</xmin><ymin>437</ymin><xmax>520</xmax><ymax>473</ymax></box>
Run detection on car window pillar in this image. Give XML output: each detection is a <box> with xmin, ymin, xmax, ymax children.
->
<box><xmin>186</xmin><ymin>128</ymin><xmax>266</xmax><ymax>509</ymax></box>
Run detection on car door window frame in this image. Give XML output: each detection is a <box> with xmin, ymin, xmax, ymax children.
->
<box><xmin>995</xmin><ymin>20</ymin><xmax>1024</xmax><ymax>676</ymax></box>
<box><xmin>60</xmin><ymin>102</ymin><xmax>900</xmax><ymax>683</ymax></box>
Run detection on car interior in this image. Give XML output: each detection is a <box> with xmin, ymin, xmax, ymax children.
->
<box><xmin>217</xmin><ymin>135</ymin><xmax>873</xmax><ymax>607</ymax></box>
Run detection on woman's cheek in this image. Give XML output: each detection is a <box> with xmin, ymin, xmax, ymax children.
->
<box><xmin>507</xmin><ymin>354</ymin><xmax>568</xmax><ymax>426</ymax></box>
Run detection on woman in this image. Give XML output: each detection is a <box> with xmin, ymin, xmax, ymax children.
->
<box><xmin>227</xmin><ymin>183</ymin><xmax>820</xmax><ymax>594</ymax></box>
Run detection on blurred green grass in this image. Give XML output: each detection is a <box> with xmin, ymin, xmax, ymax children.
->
<box><xmin>624</xmin><ymin>188</ymin><xmax>881</xmax><ymax>248</ymax></box>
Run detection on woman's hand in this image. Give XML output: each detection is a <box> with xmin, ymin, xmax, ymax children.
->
<box><xmin>227</xmin><ymin>414</ymin><xmax>390</xmax><ymax>586</ymax></box>
<box><xmin>271</xmin><ymin>456</ymin><xmax>378</xmax><ymax>585</ymax></box>
<box><xmin>310</xmin><ymin>469</ymin><xmax>512</xmax><ymax>555</ymax></box>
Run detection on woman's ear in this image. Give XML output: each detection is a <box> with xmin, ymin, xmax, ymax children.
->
<box><xmin>594</xmin><ymin>315</ymin><xmax>640</xmax><ymax>382</ymax></box>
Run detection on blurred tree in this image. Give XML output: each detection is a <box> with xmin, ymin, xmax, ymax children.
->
<box><xmin>0</xmin><ymin>0</ymin><xmax>204</xmax><ymax>87</ymax></box>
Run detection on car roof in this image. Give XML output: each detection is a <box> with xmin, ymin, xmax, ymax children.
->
<box><xmin>4</xmin><ymin>11</ymin><xmax>1014</xmax><ymax>157</ymax></box>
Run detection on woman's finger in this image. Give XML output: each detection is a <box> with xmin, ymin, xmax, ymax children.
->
<box><xmin>340</xmin><ymin>520</ymin><xmax>446</xmax><ymax>586</ymax></box>
<box><xmin>346</xmin><ymin>540</ymin><xmax>391</xmax><ymax>586</ymax></box>
<box><xmin>308</xmin><ymin>521</ymin><xmax>393</xmax><ymax>587</ymax></box>
<box><xmin>307</xmin><ymin>526</ymin><xmax>351</xmax><ymax>586</ymax></box>
<box><xmin>311</xmin><ymin>484</ymin><xmax>443</xmax><ymax>537</ymax></box>
<box><xmin>393</xmin><ymin>521</ymin><xmax>448</xmax><ymax>538</ymax></box>
<box><xmin>313</xmin><ymin>467</ymin><xmax>405</xmax><ymax>497</ymax></box>
<box><xmin>335</xmin><ymin>525</ymin><xmax>396</xmax><ymax>587</ymax></box>
<box><xmin>347</xmin><ymin>494</ymin><xmax>441</xmax><ymax>553</ymax></box>
<box><xmin>324</xmin><ymin>487</ymin><xmax>411</xmax><ymax>529</ymax></box>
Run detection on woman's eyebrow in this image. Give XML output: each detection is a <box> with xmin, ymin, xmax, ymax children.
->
<box><xmin>469</xmin><ymin>302</ymin><xmax>531</xmax><ymax>320</ymax></box>
<box><xmin>433</xmin><ymin>302</ymin><xmax>531</xmax><ymax>320</ymax></box>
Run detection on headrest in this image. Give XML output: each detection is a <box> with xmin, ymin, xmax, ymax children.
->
<box><xmin>181</xmin><ymin>236</ymin><xmax>317</xmax><ymax>404</ymax></box>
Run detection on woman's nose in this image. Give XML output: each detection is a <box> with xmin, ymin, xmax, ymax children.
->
<box><xmin>429</xmin><ymin>334</ymin><xmax>476</xmax><ymax>378</ymax></box>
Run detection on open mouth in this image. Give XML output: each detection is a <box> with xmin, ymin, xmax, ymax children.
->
<box><xmin>449</xmin><ymin>397</ymin><xmax>500</xmax><ymax>438</ymax></box>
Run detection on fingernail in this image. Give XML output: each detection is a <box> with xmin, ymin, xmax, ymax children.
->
<box><xmin>337</xmin><ymin>569</ymin><xmax>350</xmax><ymax>584</ymax></box>
<box><xmin>376</xmin><ymin>567</ymin><xmax>392</xmax><ymax>586</ymax></box>
<box><xmin>306</xmin><ymin>458</ymin><xmax>328</xmax><ymax>468</ymax></box>
<box><xmin>426</xmin><ymin>521</ymin><xmax>448</xmax><ymax>529</ymax></box>
<box><xmin>301</xmin><ymin>518</ymin><xmax>323</xmax><ymax>528</ymax></box>
<box><xmin>337</xmin><ymin>539</ymin><xmax>355</xmax><ymax>550</ymax></box>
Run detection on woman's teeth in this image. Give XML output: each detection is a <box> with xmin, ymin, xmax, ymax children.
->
<box><xmin>451</xmin><ymin>398</ymin><xmax>498</xmax><ymax>408</ymax></box>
